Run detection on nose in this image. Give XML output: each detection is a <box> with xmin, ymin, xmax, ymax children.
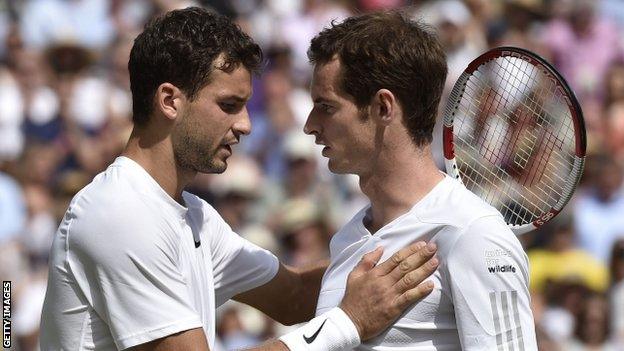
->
<box><xmin>303</xmin><ymin>109</ymin><xmax>318</xmax><ymax>136</ymax></box>
<box><xmin>234</xmin><ymin>107</ymin><xmax>252</xmax><ymax>137</ymax></box>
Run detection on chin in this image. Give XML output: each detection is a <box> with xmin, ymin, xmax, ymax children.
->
<box><xmin>196</xmin><ymin>157</ymin><xmax>228</xmax><ymax>174</ymax></box>
<box><xmin>327</xmin><ymin>159</ymin><xmax>352</xmax><ymax>175</ymax></box>
<box><xmin>210</xmin><ymin>164</ymin><xmax>227</xmax><ymax>174</ymax></box>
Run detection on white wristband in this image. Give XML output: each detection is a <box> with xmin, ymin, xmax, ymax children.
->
<box><xmin>279</xmin><ymin>307</ymin><xmax>361</xmax><ymax>351</ymax></box>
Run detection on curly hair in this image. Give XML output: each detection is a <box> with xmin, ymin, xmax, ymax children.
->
<box><xmin>308</xmin><ymin>11</ymin><xmax>447</xmax><ymax>146</ymax></box>
<box><xmin>129</xmin><ymin>7</ymin><xmax>263</xmax><ymax>126</ymax></box>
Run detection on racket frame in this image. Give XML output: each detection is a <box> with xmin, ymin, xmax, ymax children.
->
<box><xmin>442</xmin><ymin>46</ymin><xmax>586</xmax><ymax>235</ymax></box>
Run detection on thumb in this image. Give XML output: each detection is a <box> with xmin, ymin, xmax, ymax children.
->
<box><xmin>351</xmin><ymin>246</ymin><xmax>383</xmax><ymax>277</ymax></box>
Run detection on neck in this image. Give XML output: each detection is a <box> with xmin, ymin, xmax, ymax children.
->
<box><xmin>121</xmin><ymin>126</ymin><xmax>196</xmax><ymax>204</ymax></box>
<box><xmin>359</xmin><ymin>144</ymin><xmax>444</xmax><ymax>234</ymax></box>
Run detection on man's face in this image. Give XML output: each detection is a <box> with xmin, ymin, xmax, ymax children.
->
<box><xmin>304</xmin><ymin>58</ymin><xmax>375</xmax><ymax>175</ymax></box>
<box><xmin>172</xmin><ymin>65</ymin><xmax>252</xmax><ymax>174</ymax></box>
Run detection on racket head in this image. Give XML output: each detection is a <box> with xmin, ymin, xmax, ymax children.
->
<box><xmin>442</xmin><ymin>46</ymin><xmax>586</xmax><ymax>235</ymax></box>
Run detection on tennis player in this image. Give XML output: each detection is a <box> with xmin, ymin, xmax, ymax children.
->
<box><xmin>304</xmin><ymin>12</ymin><xmax>538</xmax><ymax>351</ymax></box>
<box><xmin>39</xmin><ymin>7</ymin><xmax>439</xmax><ymax>351</ymax></box>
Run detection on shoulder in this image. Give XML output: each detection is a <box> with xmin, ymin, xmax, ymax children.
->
<box><xmin>71</xmin><ymin>174</ymin><xmax>164</xmax><ymax>231</ymax></box>
<box><xmin>66</xmin><ymin>169</ymin><xmax>182</xmax><ymax>261</ymax></box>
<box><xmin>445</xmin><ymin>214</ymin><xmax>528</xmax><ymax>281</ymax></box>
<box><xmin>417</xmin><ymin>177</ymin><xmax>502</xmax><ymax>228</ymax></box>
<box><xmin>69</xmin><ymin>161</ymin><xmax>141</xmax><ymax>212</ymax></box>
<box><xmin>423</xmin><ymin>180</ymin><xmax>525</xmax><ymax>269</ymax></box>
<box><xmin>451</xmin><ymin>214</ymin><xmax>520</xmax><ymax>253</ymax></box>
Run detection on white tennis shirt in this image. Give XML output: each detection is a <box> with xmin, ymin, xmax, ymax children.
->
<box><xmin>40</xmin><ymin>157</ymin><xmax>279</xmax><ymax>350</ymax></box>
<box><xmin>316</xmin><ymin>175</ymin><xmax>537</xmax><ymax>350</ymax></box>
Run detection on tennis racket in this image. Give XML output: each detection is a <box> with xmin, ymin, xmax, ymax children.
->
<box><xmin>443</xmin><ymin>46</ymin><xmax>586</xmax><ymax>235</ymax></box>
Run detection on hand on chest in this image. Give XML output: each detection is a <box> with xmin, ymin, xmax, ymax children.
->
<box><xmin>317</xmin><ymin>225</ymin><xmax>455</xmax><ymax>321</ymax></box>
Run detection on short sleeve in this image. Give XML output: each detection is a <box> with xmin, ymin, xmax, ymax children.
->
<box><xmin>67</xmin><ymin>207</ymin><xmax>202</xmax><ymax>350</ymax></box>
<box><xmin>446</xmin><ymin>215</ymin><xmax>538</xmax><ymax>351</ymax></box>
<box><xmin>205</xmin><ymin>207</ymin><xmax>279</xmax><ymax>306</ymax></box>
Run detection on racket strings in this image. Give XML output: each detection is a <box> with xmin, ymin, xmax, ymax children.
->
<box><xmin>453</xmin><ymin>56</ymin><xmax>576</xmax><ymax>226</ymax></box>
<box><xmin>468</xmin><ymin>61</ymin><xmax>576</xmax><ymax>223</ymax></box>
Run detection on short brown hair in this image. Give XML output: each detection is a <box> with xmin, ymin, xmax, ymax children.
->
<box><xmin>129</xmin><ymin>7</ymin><xmax>262</xmax><ymax>126</ymax></box>
<box><xmin>308</xmin><ymin>11</ymin><xmax>447</xmax><ymax>146</ymax></box>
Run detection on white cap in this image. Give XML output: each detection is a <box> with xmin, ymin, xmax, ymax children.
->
<box><xmin>420</xmin><ymin>0</ymin><xmax>471</xmax><ymax>27</ymax></box>
<box><xmin>210</xmin><ymin>155</ymin><xmax>262</xmax><ymax>197</ymax></box>
<box><xmin>282</xmin><ymin>129</ymin><xmax>317</xmax><ymax>160</ymax></box>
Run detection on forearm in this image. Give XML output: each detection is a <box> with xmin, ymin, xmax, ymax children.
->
<box><xmin>233</xmin><ymin>260</ymin><xmax>328</xmax><ymax>325</ymax></box>
<box><xmin>245</xmin><ymin>306</ymin><xmax>360</xmax><ymax>351</ymax></box>
<box><xmin>289</xmin><ymin>259</ymin><xmax>329</xmax><ymax>323</ymax></box>
<box><xmin>244</xmin><ymin>339</ymin><xmax>289</xmax><ymax>351</ymax></box>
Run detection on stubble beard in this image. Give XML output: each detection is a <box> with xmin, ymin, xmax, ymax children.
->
<box><xmin>172</xmin><ymin>118</ymin><xmax>226</xmax><ymax>175</ymax></box>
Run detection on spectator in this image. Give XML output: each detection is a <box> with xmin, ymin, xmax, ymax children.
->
<box><xmin>0</xmin><ymin>2</ymin><xmax>623</xmax><ymax>350</ymax></box>
<box><xmin>574</xmin><ymin>154</ymin><xmax>624</xmax><ymax>263</ymax></box>
<box><xmin>541</xmin><ymin>282</ymin><xmax>588</xmax><ymax>345</ymax></box>
<box><xmin>275</xmin><ymin>197</ymin><xmax>330</xmax><ymax>267</ymax></box>
<box><xmin>603</xmin><ymin>61</ymin><xmax>624</xmax><ymax>160</ymax></box>
<box><xmin>609</xmin><ymin>240</ymin><xmax>624</xmax><ymax>347</ymax></box>
<box><xmin>0</xmin><ymin>171</ymin><xmax>26</xmax><ymax>244</ymax></box>
<box><xmin>541</xmin><ymin>0</ymin><xmax>624</xmax><ymax>120</ymax></box>
<box><xmin>19</xmin><ymin>183</ymin><xmax>56</xmax><ymax>266</ymax></box>
<box><xmin>216</xmin><ymin>304</ymin><xmax>262</xmax><ymax>350</ymax></box>
<box><xmin>529</xmin><ymin>222</ymin><xmax>609</xmax><ymax>293</ymax></box>
<box><xmin>19</xmin><ymin>0</ymin><xmax>115</xmax><ymax>51</ymax></box>
<box><xmin>562</xmin><ymin>293</ymin><xmax>619</xmax><ymax>350</ymax></box>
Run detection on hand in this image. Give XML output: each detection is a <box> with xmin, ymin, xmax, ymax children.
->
<box><xmin>339</xmin><ymin>241</ymin><xmax>438</xmax><ymax>341</ymax></box>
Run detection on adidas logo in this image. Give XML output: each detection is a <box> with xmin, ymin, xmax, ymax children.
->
<box><xmin>487</xmin><ymin>265</ymin><xmax>516</xmax><ymax>273</ymax></box>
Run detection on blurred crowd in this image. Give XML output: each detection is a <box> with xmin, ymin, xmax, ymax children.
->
<box><xmin>0</xmin><ymin>0</ymin><xmax>623</xmax><ymax>350</ymax></box>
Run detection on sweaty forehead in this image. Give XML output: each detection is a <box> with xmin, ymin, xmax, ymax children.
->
<box><xmin>311</xmin><ymin>59</ymin><xmax>343</xmax><ymax>101</ymax></box>
<box><xmin>206</xmin><ymin>65</ymin><xmax>252</xmax><ymax>100</ymax></box>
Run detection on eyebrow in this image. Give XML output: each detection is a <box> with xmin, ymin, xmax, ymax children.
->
<box><xmin>313</xmin><ymin>97</ymin><xmax>335</xmax><ymax>104</ymax></box>
<box><xmin>219</xmin><ymin>94</ymin><xmax>250</xmax><ymax>102</ymax></box>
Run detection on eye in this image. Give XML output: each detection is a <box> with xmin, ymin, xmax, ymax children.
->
<box><xmin>316</xmin><ymin>103</ymin><xmax>335</xmax><ymax>115</ymax></box>
<box><xmin>219</xmin><ymin>102</ymin><xmax>242</xmax><ymax>113</ymax></box>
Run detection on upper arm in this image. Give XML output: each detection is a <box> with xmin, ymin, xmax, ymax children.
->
<box><xmin>132</xmin><ymin>328</ymin><xmax>209</xmax><ymax>351</ymax></box>
<box><xmin>446</xmin><ymin>216</ymin><xmax>537</xmax><ymax>350</ymax></box>
<box><xmin>234</xmin><ymin>261</ymin><xmax>328</xmax><ymax>325</ymax></box>
<box><xmin>205</xmin><ymin>206</ymin><xmax>280</xmax><ymax>306</ymax></box>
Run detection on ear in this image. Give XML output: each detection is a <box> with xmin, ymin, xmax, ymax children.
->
<box><xmin>155</xmin><ymin>83</ymin><xmax>186</xmax><ymax>122</ymax></box>
<box><xmin>371</xmin><ymin>89</ymin><xmax>396</xmax><ymax>126</ymax></box>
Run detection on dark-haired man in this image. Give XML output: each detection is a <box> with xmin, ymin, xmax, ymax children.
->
<box><xmin>39</xmin><ymin>7</ymin><xmax>438</xmax><ymax>351</ymax></box>
<box><xmin>304</xmin><ymin>11</ymin><xmax>538</xmax><ymax>350</ymax></box>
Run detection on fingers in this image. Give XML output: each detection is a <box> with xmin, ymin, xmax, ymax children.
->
<box><xmin>375</xmin><ymin>241</ymin><xmax>428</xmax><ymax>275</ymax></box>
<box><xmin>350</xmin><ymin>246</ymin><xmax>384</xmax><ymax>277</ymax></box>
<box><xmin>339</xmin><ymin>243</ymin><xmax>438</xmax><ymax>341</ymax></box>
<box><xmin>395</xmin><ymin>280</ymin><xmax>436</xmax><ymax>310</ymax></box>
<box><xmin>394</xmin><ymin>256</ymin><xmax>438</xmax><ymax>293</ymax></box>
<box><xmin>388</xmin><ymin>242</ymin><xmax>437</xmax><ymax>282</ymax></box>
